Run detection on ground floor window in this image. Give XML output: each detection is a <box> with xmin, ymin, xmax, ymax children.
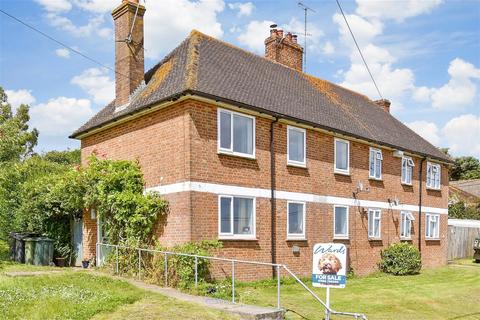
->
<box><xmin>334</xmin><ymin>205</ymin><xmax>349</xmax><ymax>238</ymax></box>
<box><xmin>287</xmin><ymin>201</ymin><xmax>305</xmax><ymax>239</ymax></box>
<box><xmin>400</xmin><ymin>211</ymin><xmax>415</xmax><ymax>239</ymax></box>
<box><xmin>425</xmin><ymin>213</ymin><xmax>440</xmax><ymax>239</ymax></box>
<box><xmin>219</xmin><ymin>196</ymin><xmax>255</xmax><ymax>239</ymax></box>
<box><xmin>368</xmin><ymin>208</ymin><xmax>381</xmax><ymax>239</ymax></box>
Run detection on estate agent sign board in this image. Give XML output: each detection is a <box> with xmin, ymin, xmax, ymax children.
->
<box><xmin>312</xmin><ymin>243</ymin><xmax>347</xmax><ymax>288</ymax></box>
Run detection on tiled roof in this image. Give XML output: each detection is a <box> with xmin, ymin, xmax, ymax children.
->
<box><xmin>450</xmin><ymin>179</ymin><xmax>480</xmax><ymax>198</ymax></box>
<box><xmin>71</xmin><ymin>30</ymin><xmax>450</xmax><ymax>162</ymax></box>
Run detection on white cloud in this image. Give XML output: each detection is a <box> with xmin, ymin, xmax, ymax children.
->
<box><xmin>71</xmin><ymin>68</ymin><xmax>115</xmax><ymax>105</ymax></box>
<box><xmin>143</xmin><ymin>0</ymin><xmax>225</xmax><ymax>59</ymax></box>
<box><xmin>35</xmin><ymin>0</ymin><xmax>72</xmax><ymax>13</ymax></box>
<box><xmin>228</xmin><ymin>2</ymin><xmax>254</xmax><ymax>17</ymax></box>
<box><xmin>333</xmin><ymin>13</ymin><xmax>383</xmax><ymax>47</ymax></box>
<box><xmin>405</xmin><ymin>120</ymin><xmax>441</xmax><ymax>146</ymax></box>
<box><xmin>5</xmin><ymin>89</ymin><xmax>36</xmax><ymax>109</ymax></box>
<box><xmin>30</xmin><ymin>97</ymin><xmax>94</xmax><ymax>136</ymax></box>
<box><xmin>237</xmin><ymin>20</ymin><xmax>274</xmax><ymax>53</ymax></box>
<box><xmin>72</xmin><ymin>0</ymin><xmax>119</xmax><ymax>13</ymax></box>
<box><xmin>442</xmin><ymin>114</ymin><xmax>480</xmax><ymax>158</ymax></box>
<box><xmin>356</xmin><ymin>0</ymin><xmax>443</xmax><ymax>22</ymax></box>
<box><xmin>46</xmin><ymin>13</ymin><xmax>112</xmax><ymax>38</ymax></box>
<box><xmin>406</xmin><ymin>115</ymin><xmax>480</xmax><ymax>157</ymax></box>
<box><xmin>322</xmin><ymin>42</ymin><xmax>335</xmax><ymax>55</ymax></box>
<box><xmin>430</xmin><ymin>58</ymin><xmax>480</xmax><ymax>110</ymax></box>
<box><xmin>55</xmin><ymin>48</ymin><xmax>70</xmax><ymax>58</ymax></box>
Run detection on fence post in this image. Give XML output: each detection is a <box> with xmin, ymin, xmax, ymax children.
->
<box><xmin>194</xmin><ymin>256</ymin><xmax>198</xmax><ymax>288</ymax></box>
<box><xmin>231</xmin><ymin>261</ymin><xmax>235</xmax><ymax>304</ymax></box>
<box><xmin>115</xmin><ymin>246</ymin><xmax>119</xmax><ymax>274</ymax></box>
<box><xmin>277</xmin><ymin>265</ymin><xmax>281</xmax><ymax>310</ymax></box>
<box><xmin>138</xmin><ymin>249</ymin><xmax>141</xmax><ymax>279</ymax></box>
<box><xmin>164</xmin><ymin>253</ymin><xmax>168</xmax><ymax>287</ymax></box>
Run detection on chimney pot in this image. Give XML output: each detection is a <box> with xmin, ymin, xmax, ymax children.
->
<box><xmin>374</xmin><ymin>99</ymin><xmax>391</xmax><ymax>113</ymax></box>
<box><xmin>264</xmin><ymin>27</ymin><xmax>303</xmax><ymax>71</ymax></box>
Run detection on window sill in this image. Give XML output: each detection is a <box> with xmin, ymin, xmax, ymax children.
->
<box><xmin>218</xmin><ymin>150</ymin><xmax>256</xmax><ymax>160</ymax></box>
<box><xmin>401</xmin><ymin>182</ymin><xmax>413</xmax><ymax>187</ymax></box>
<box><xmin>400</xmin><ymin>237</ymin><xmax>412</xmax><ymax>241</ymax></box>
<box><xmin>287</xmin><ymin>162</ymin><xmax>307</xmax><ymax>168</ymax></box>
<box><xmin>426</xmin><ymin>187</ymin><xmax>441</xmax><ymax>191</ymax></box>
<box><xmin>334</xmin><ymin>170</ymin><xmax>350</xmax><ymax>176</ymax></box>
<box><xmin>369</xmin><ymin>177</ymin><xmax>383</xmax><ymax>181</ymax></box>
<box><xmin>425</xmin><ymin>237</ymin><xmax>440</xmax><ymax>241</ymax></box>
<box><xmin>368</xmin><ymin>237</ymin><xmax>382</xmax><ymax>241</ymax></box>
<box><xmin>219</xmin><ymin>235</ymin><xmax>257</xmax><ymax>241</ymax></box>
<box><xmin>286</xmin><ymin>237</ymin><xmax>307</xmax><ymax>241</ymax></box>
<box><xmin>333</xmin><ymin>236</ymin><xmax>349</xmax><ymax>240</ymax></box>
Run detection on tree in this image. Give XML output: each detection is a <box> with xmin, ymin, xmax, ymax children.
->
<box><xmin>450</xmin><ymin>156</ymin><xmax>480</xmax><ymax>181</ymax></box>
<box><xmin>0</xmin><ymin>86</ymin><xmax>38</xmax><ymax>163</ymax></box>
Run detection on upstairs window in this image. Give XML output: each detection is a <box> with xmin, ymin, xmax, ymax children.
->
<box><xmin>219</xmin><ymin>196</ymin><xmax>255</xmax><ymax>239</ymax></box>
<box><xmin>287</xmin><ymin>202</ymin><xmax>306</xmax><ymax>239</ymax></box>
<box><xmin>400</xmin><ymin>211</ymin><xmax>415</xmax><ymax>239</ymax></box>
<box><xmin>368</xmin><ymin>208</ymin><xmax>381</xmax><ymax>239</ymax></box>
<box><xmin>369</xmin><ymin>148</ymin><xmax>383</xmax><ymax>180</ymax></box>
<box><xmin>287</xmin><ymin>126</ymin><xmax>306</xmax><ymax>167</ymax></box>
<box><xmin>401</xmin><ymin>157</ymin><xmax>415</xmax><ymax>185</ymax></box>
<box><xmin>334</xmin><ymin>139</ymin><xmax>350</xmax><ymax>174</ymax></box>
<box><xmin>426</xmin><ymin>162</ymin><xmax>441</xmax><ymax>190</ymax></box>
<box><xmin>218</xmin><ymin>109</ymin><xmax>255</xmax><ymax>158</ymax></box>
<box><xmin>425</xmin><ymin>213</ymin><xmax>440</xmax><ymax>239</ymax></box>
<box><xmin>334</xmin><ymin>205</ymin><xmax>349</xmax><ymax>238</ymax></box>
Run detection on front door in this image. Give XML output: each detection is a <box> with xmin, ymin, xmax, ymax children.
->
<box><xmin>73</xmin><ymin>218</ymin><xmax>83</xmax><ymax>266</ymax></box>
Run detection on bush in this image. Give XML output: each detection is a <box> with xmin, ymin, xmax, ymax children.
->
<box><xmin>378</xmin><ymin>243</ymin><xmax>421</xmax><ymax>275</ymax></box>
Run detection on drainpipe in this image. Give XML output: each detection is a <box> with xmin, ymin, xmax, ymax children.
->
<box><xmin>270</xmin><ymin>117</ymin><xmax>279</xmax><ymax>278</ymax></box>
<box><xmin>418</xmin><ymin>157</ymin><xmax>426</xmax><ymax>255</ymax></box>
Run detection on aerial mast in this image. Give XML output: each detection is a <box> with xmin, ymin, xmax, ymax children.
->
<box><xmin>298</xmin><ymin>1</ymin><xmax>316</xmax><ymax>72</ymax></box>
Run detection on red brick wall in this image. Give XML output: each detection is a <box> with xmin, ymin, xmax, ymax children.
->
<box><xmin>82</xmin><ymin>210</ymin><xmax>97</xmax><ymax>261</ymax></box>
<box><xmin>79</xmin><ymin>98</ymin><xmax>448</xmax><ymax>278</ymax></box>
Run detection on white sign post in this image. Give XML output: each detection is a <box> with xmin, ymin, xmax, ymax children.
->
<box><xmin>312</xmin><ymin>243</ymin><xmax>347</xmax><ymax>320</ymax></box>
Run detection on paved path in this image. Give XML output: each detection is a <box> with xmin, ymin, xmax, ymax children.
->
<box><xmin>4</xmin><ymin>269</ymin><xmax>284</xmax><ymax>320</ymax></box>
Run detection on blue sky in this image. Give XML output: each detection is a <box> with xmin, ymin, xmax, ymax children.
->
<box><xmin>1</xmin><ymin>0</ymin><xmax>479</xmax><ymax>157</ymax></box>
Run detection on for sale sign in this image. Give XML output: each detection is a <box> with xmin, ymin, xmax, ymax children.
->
<box><xmin>312</xmin><ymin>243</ymin><xmax>347</xmax><ymax>288</ymax></box>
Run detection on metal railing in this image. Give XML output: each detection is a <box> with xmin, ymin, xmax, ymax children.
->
<box><xmin>97</xmin><ymin>243</ymin><xmax>367</xmax><ymax>319</ymax></box>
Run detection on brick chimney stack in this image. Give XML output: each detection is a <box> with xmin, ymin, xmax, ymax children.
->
<box><xmin>265</xmin><ymin>28</ymin><xmax>303</xmax><ymax>71</ymax></box>
<box><xmin>374</xmin><ymin>99</ymin><xmax>391</xmax><ymax>113</ymax></box>
<box><xmin>112</xmin><ymin>0</ymin><xmax>145</xmax><ymax>107</ymax></box>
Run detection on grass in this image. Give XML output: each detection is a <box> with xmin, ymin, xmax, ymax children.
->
<box><xmin>235</xmin><ymin>264</ymin><xmax>480</xmax><ymax>320</ymax></box>
<box><xmin>0</xmin><ymin>237</ymin><xmax>237</xmax><ymax>320</ymax></box>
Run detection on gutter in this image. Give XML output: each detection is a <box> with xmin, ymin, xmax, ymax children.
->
<box><xmin>418</xmin><ymin>157</ymin><xmax>426</xmax><ymax>254</ymax></box>
<box><xmin>270</xmin><ymin>117</ymin><xmax>279</xmax><ymax>278</ymax></box>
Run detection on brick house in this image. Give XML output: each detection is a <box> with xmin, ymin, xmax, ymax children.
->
<box><xmin>71</xmin><ymin>0</ymin><xmax>451</xmax><ymax>278</ymax></box>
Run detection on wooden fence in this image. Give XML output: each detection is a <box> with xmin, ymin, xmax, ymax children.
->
<box><xmin>448</xmin><ymin>219</ymin><xmax>480</xmax><ymax>260</ymax></box>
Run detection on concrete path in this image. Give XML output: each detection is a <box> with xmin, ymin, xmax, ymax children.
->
<box><xmin>3</xmin><ymin>269</ymin><xmax>284</xmax><ymax>320</ymax></box>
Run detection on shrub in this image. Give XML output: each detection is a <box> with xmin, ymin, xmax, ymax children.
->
<box><xmin>378</xmin><ymin>242</ymin><xmax>421</xmax><ymax>275</ymax></box>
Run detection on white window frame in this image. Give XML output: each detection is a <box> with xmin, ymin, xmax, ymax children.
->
<box><xmin>334</xmin><ymin>138</ymin><xmax>350</xmax><ymax>175</ymax></box>
<box><xmin>333</xmin><ymin>205</ymin><xmax>349</xmax><ymax>239</ymax></box>
<box><xmin>425</xmin><ymin>213</ymin><xmax>440</xmax><ymax>239</ymax></box>
<box><xmin>400</xmin><ymin>211</ymin><xmax>415</xmax><ymax>239</ymax></box>
<box><xmin>401</xmin><ymin>156</ymin><xmax>415</xmax><ymax>185</ymax></box>
<box><xmin>287</xmin><ymin>201</ymin><xmax>306</xmax><ymax>240</ymax></box>
<box><xmin>368</xmin><ymin>208</ymin><xmax>382</xmax><ymax>239</ymax></box>
<box><xmin>217</xmin><ymin>108</ymin><xmax>256</xmax><ymax>159</ymax></box>
<box><xmin>287</xmin><ymin>126</ymin><xmax>306</xmax><ymax>167</ymax></box>
<box><xmin>426</xmin><ymin>162</ymin><xmax>441</xmax><ymax>190</ymax></box>
<box><xmin>218</xmin><ymin>195</ymin><xmax>256</xmax><ymax>240</ymax></box>
<box><xmin>369</xmin><ymin>147</ymin><xmax>383</xmax><ymax>180</ymax></box>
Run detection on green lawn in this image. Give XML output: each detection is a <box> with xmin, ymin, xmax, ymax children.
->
<box><xmin>236</xmin><ymin>263</ymin><xmax>480</xmax><ymax>320</ymax></box>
